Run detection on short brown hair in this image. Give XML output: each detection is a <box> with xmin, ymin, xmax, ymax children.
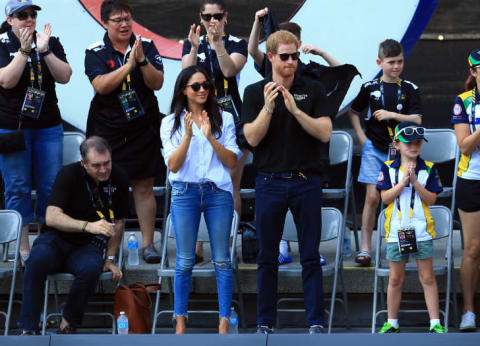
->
<box><xmin>378</xmin><ymin>39</ymin><xmax>403</xmax><ymax>60</ymax></box>
<box><xmin>279</xmin><ymin>22</ymin><xmax>301</xmax><ymax>40</ymax></box>
<box><xmin>266</xmin><ymin>30</ymin><xmax>299</xmax><ymax>54</ymax></box>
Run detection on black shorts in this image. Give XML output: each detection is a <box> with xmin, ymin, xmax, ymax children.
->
<box><xmin>455</xmin><ymin>177</ymin><xmax>480</xmax><ymax>212</ymax></box>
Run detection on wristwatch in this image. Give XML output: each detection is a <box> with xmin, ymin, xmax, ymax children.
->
<box><xmin>106</xmin><ymin>255</ymin><xmax>116</xmax><ymax>262</ymax></box>
<box><xmin>138</xmin><ymin>57</ymin><xmax>149</xmax><ymax>66</ymax></box>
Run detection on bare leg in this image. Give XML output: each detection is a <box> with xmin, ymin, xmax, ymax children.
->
<box><xmin>361</xmin><ymin>184</ymin><xmax>380</xmax><ymax>252</ymax></box>
<box><xmin>19</xmin><ymin>225</ymin><xmax>30</xmax><ymax>265</ymax></box>
<box><xmin>458</xmin><ymin>209</ymin><xmax>480</xmax><ymax>313</ymax></box>
<box><xmin>387</xmin><ymin>261</ymin><xmax>406</xmax><ymax>319</ymax></box>
<box><xmin>175</xmin><ymin>315</ymin><xmax>186</xmax><ymax>334</ymax></box>
<box><xmin>131</xmin><ymin>177</ymin><xmax>156</xmax><ymax>249</ymax></box>
<box><xmin>195</xmin><ymin>241</ymin><xmax>204</xmax><ymax>259</ymax></box>
<box><xmin>218</xmin><ymin>317</ymin><xmax>229</xmax><ymax>334</ymax></box>
<box><xmin>417</xmin><ymin>257</ymin><xmax>440</xmax><ymax>319</ymax></box>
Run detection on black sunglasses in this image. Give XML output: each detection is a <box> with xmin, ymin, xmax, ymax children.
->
<box><xmin>15</xmin><ymin>11</ymin><xmax>37</xmax><ymax>20</ymax></box>
<box><xmin>200</xmin><ymin>13</ymin><xmax>225</xmax><ymax>21</ymax></box>
<box><xmin>278</xmin><ymin>52</ymin><xmax>300</xmax><ymax>61</ymax></box>
<box><xmin>187</xmin><ymin>81</ymin><xmax>211</xmax><ymax>92</ymax></box>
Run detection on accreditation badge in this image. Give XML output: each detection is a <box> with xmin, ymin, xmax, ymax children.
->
<box><xmin>218</xmin><ymin>95</ymin><xmax>239</xmax><ymax>122</ymax></box>
<box><xmin>397</xmin><ymin>227</ymin><xmax>418</xmax><ymax>255</ymax></box>
<box><xmin>118</xmin><ymin>89</ymin><xmax>144</xmax><ymax>121</ymax></box>
<box><xmin>21</xmin><ymin>87</ymin><xmax>46</xmax><ymax>119</ymax></box>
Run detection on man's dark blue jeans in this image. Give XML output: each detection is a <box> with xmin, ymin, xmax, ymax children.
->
<box><xmin>255</xmin><ymin>171</ymin><xmax>325</xmax><ymax>327</ymax></box>
<box><xmin>19</xmin><ymin>231</ymin><xmax>104</xmax><ymax>333</ymax></box>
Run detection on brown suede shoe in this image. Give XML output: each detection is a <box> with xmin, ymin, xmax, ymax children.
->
<box><xmin>56</xmin><ymin>325</ymin><xmax>76</xmax><ymax>334</ymax></box>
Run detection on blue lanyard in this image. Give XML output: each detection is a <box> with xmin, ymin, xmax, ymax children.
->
<box><xmin>203</xmin><ymin>36</ymin><xmax>226</xmax><ymax>84</ymax></box>
<box><xmin>379</xmin><ymin>77</ymin><xmax>402</xmax><ymax>110</ymax></box>
<box><xmin>84</xmin><ymin>179</ymin><xmax>114</xmax><ymax>223</ymax></box>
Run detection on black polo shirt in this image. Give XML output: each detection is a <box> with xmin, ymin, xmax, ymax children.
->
<box><xmin>350</xmin><ymin>78</ymin><xmax>421</xmax><ymax>153</ymax></box>
<box><xmin>0</xmin><ymin>30</ymin><xmax>67</xmax><ymax>129</ymax></box>
<box><xmin>241</xmin><ymin>72</ymin><xmax>330</xmax><ymax>173</ymax></box>
<box><xmin>85</xmin><ymin>33</ymin><xmax>163</xmax><ymax>138</ymax></box>
<box><xmin>182</xmin><ymin>34</ymin><xmax>247</xmax><ymax>120</ymax></box>
<box><xmin>43</xmin><ymin>162</ymin><xmax>129</xmax><ymax>246</ymax></box>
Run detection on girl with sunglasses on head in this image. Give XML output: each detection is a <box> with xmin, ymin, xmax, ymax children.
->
<box><xmin>160</xmin><ymin>65</ymin><xmax>241</xmax><ymax>334</ymax></box>
<box><xmin>451</xmin><ymin>49</ymin><xmax>480</xmax><ymax>332</ymax></box>
<box><xmin>182</xmin><ymin>0</ymin><xmax>249</xmax><ymax>264</ymax></box>
<box><xmin>0</xmin><ymin>0</ymin><xmax>71</xmax><ymax>266</ymax></box>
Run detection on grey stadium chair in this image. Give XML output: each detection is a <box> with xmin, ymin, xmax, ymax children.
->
<box><xmin>0</xmin><ymin>210</ymin><xmax>22</xmax><ymax>335</ymax></box>
<box><xmin>371</xmin><ymin>205</ymin><xmax>454</xmax><ymax>333</ymax></box>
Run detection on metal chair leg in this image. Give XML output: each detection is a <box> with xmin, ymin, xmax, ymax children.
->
<box><xmin>42</xmin><ymin>279</ymin><xmax>49</xmax><ymax>335</ymax></box>
<box><xmin>233</xmin><ymin>268</ymin><xmax>246</xmax><ymax>329</ymax></box>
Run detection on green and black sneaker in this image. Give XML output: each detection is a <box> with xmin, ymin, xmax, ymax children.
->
<box><xmin>429</xmin><ymin>324</ymin><xmax>446</xmax><ymax>334</ymax></box>
<box><xmin>378</xmin><ymin>322</ymin><xmax>400</xmax><ymax>334</ymax></box>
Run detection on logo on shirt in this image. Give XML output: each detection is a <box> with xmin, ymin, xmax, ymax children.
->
<box><xmin>107</xmin><ymin>59</ymin><xmax>115</xmax><ymax>69</ymax></box>
<box><xmin>293</xmin><ymin>94</ymin><xmax>308</xmax><ymax>101</ymax></box>
<box><xmin>197</xmin><ymin>52</ymin><xmax>206</xmax><ymax>63</ymax></box>
<box><xmin>370</xmin><ymin>90</ymin><xmax>381</xmax><ymax>101</ymax></box>
<box><xmin>377</xmin><ymin>171</ymin><xmax>384</xmax><ymax>183</ymax></box>
<box><xmin>453</xmin><ymin>103</ymin><xmax>462</xmax><ymax>117</ymax></box>
<box><xmin>155</xmin><ymin>54</ymin><xmax>162</xmax><ymax>64</ymax></box>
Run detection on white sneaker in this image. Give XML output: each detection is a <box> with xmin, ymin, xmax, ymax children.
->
<box><xmin>459</xmin><ymin>311</ymin><xmax>476</xmax><ymax>332</ymax></box>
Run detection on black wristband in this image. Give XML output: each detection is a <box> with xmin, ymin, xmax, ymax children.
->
<box><xmin>138</xmin><ymin>57</ymin><xmax>149</xmax><ymax>66</ymax></box>
<box><xmin>39</xmin><ymin>49</ymin><xmax>52</xmax><ymax>57</ymax></box>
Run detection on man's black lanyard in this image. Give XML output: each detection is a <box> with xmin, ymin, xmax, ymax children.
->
<box><xmin>394</xmin><ymin>167</ymin><xmax>415</xmax><ymax>220</ymax></box>
<box><xmin>379</xmin><ymin>77</ymin><xmax>402</xmax><ymax>139</ymax></box>
<box><xmin>28</xmin><ymin>49</ymin><xmax>43</xmax><ymax>89</ymax></box>
<box><xmin>84</xmin><ymin>179</ymin><xmax>115</xmax><ymax>223</ymax></box>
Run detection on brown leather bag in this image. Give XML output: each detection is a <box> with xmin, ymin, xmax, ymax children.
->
<box><xmin>113</xmin><ymin>282</ymin><xmax>161</xmax><ymax>334</ymax></box>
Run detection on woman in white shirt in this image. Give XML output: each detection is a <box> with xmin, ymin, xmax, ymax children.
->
<box><xmin>160</xmin><ymin>65</ymin><xmax>241</xmax><ymax>334</ymax></box>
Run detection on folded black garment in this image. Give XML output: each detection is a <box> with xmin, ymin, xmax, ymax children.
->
<box><xmin>0</xmin><ymin>130</ymin><xmax>26</xmax><ymax>154</ymax></box>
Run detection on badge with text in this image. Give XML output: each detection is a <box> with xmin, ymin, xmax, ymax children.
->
<box><xmin>21</xmin><ymin>87</ymin><xmax>46</xmax><ymax>119</ymax></box>
<box><xmin>118</xmin><ymin>89</ymin><xmax>144</xmax><ymax>121</ymax></box>
<box><xmin>397</xmin><ymin>227</ymin><xmax>418</xmax><ymax>255</ymax></box>
<box><xmin>218</xmin><ymin>95</ymin><xmax>239</xmax><ymax>123</ymax></box>
<box><xmin>388</xmin><ymin>143</ymin><xmax>398</xmax><ymax>161</ymax></box>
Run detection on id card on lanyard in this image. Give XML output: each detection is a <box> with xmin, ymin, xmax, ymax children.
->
<box><xmin>21</xmin><ymin>49</ymin><xmax>46</xmax><ymax>119</ymax></box>
<box><xmin>85</xmin><ymin>179</ymin><xmax>115</xmax><ymax>250</ymax></box>
<box><xmin>394</xmin><ymin>167</ymin><xmax>418</xmax><ymax>254</ymax></box>
<box><xmin>116</xmin><ymin>54</ymin><xmax>144</xmax><ymax>121</ymax></box>
<box><xmin>380</xmin><ymin>77</ymin><xmax>403</xmax><ymax>160</ymax></box>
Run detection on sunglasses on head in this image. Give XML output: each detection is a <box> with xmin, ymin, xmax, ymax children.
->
<box><xmin>396</xmin><ymin>126</ymin><xmax>425</xmax><ymax>138</ymax></box>
<box><xmin>200</xmin><ymin>12</ymin><xmax>225</xmax><ymax>21</ymax></box>
<box><xmin>187</xmin><ymin>81</ymin><xmax>211</xmax><ymax>92</ymax></box>
<box><xmin>277</xmin><ymin>52</ymin><xmax>300</xmax><ymax>61</ymax></box>
<box><xmin>15</xmin><ymin>11</ymin><xmax>37</xmax><ymax>20</ymax></box>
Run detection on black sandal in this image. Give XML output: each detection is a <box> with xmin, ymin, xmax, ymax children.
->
<box><xmin>355</xmin><ymin>251</ymin><xmax>372</xmax><ymax>266</ymax></box>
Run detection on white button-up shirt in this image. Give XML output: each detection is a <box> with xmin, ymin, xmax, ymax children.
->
<box><xmin>160</xmin><ymin>110</ymin><xmax>241</xmax><ymax>196</ymax></box>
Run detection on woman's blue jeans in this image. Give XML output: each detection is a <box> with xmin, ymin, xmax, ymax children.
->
<box><xmin>0</xmin><ymin>125</ymin><xmax>63</xmax><ymax>225</ymax></box>
<box><xmin>170</xmin><ymin>181</ymin><xmax>234</xmax><ymax>319</ymax></box>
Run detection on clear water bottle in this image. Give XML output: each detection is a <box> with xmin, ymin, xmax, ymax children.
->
<box><xmin>127</xmin><ymin>232</ymin><xmax>139</xmax><ymax>265</ymax></box>
<box><xmin>117</xmin><ymin>311</ymin><xmax>129</xmax><ymax>335</ymax></box>
<box><xmin>343</xmin><ymin>227</ymin><xmax>352</xmax><ymax>257</ymax></box>
<box><xmin>229</xmin><ymin>307</ymin><xmax>239</xmax><ymax>334</ymax></box>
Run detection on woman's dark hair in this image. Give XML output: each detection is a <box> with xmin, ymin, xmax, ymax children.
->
<box><xmin>200</xmin><ymin>0</ymin><xmax>226</xmax><ymax>12</ymax></box>
<box><xmin>101</xmin><ymin>0</ymin><xmax>132</xmax><ymax>23</ymax></box>
<box><xmin>170</xmin><ymin>65</ymin><xmax>223</xmax><ymax>139</ymax></box>
<box><xmin>465</xmin><ymin>72</ymin><xmax>477</xmax><ymax>91</ymax></box>
<box><xmin>0</xmin><ymin>21</ymin><xmax>11</xmax><ymax>34</ymax></box>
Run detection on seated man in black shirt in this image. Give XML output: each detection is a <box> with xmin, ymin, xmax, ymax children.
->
<box><xmin>18</xmin><ymin>136</ymin><xmax>129</xmax><ymax>335</ymax></box>
<box><xmin>242</xmin><ymin>30</ymin><xmax>332</xmax><ymax>334</ymax></box>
